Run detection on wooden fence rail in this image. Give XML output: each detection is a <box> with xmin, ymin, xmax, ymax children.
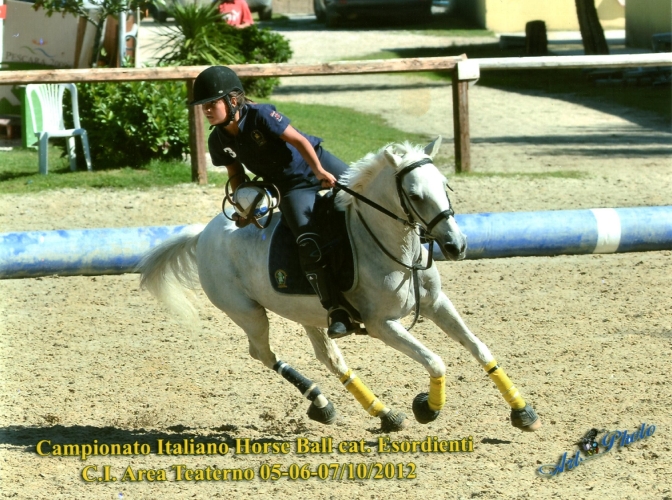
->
<box><xmin>1</xmin><ymin>53</ymin><xmax>670</xmax><ymax>182</ymax></box>
<box><xmin>0</xmin><ymin>57</ymin><xmax>465</xmax><ymax>83</ymax></box>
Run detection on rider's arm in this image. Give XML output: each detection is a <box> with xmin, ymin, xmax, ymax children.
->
<box><xmin>226</xmin><ymin>161</ymin><xmax>250</xmax><ymax>227</ymax></box>
<box><xmin>226</xmin><ymin>161</ymin><xmax>246</xmax><ymax>191</ymax></box>
<box><xmin>280</xmin><ymin>125</ymin><xmax>336</xmax><ymax>188</ymax></box>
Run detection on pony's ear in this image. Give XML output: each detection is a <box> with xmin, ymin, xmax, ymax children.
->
<box><xmin>424</xmin><ymin>136</ymin><xmax>442</xmax><ymax>158</ymax></box>
<box><xmin>384</xmin><ymin>147</ymin><xmax>402</xmax><ymax>167</ymax></box>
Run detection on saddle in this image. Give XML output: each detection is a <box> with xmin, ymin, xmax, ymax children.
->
<box><xmin>267</xmin><ymin>190</ymin><xmax>361</xmax><ymax>322</ymax></box>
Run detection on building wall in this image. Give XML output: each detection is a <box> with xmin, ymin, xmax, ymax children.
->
<box><xmin>3</xmin><ymin>0</ymin><xmax>82</xmax><ymax>68</ymax></box>
<box><xmin>626</xmin><ymin>0</ymin><xmax>671</xmax><ymax>49</ymax></box>
<box><xmin>457</xmin><ymin>0</ymin><xmax>625</xmax><ymax>33</ymax></box>
<box><xmin>1</xmin><ymin>1</ymin><xmax>97</xmax><ymax>116</ymax></box>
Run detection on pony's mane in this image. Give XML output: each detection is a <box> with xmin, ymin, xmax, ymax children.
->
<box><xmin>335</xmin><ymin>141</ymin><xmax>429</xmax><ymax>210</ymax></box>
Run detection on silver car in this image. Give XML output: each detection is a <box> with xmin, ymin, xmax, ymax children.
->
<box><xmin>247</xmin><ymin>0</ymin><xmax>273</xmax><ymax>20</ymax></box>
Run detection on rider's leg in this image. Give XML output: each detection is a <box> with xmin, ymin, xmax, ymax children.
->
<box><xmin>281</xmin><ymin>186</ymin><xmax>355</xmax><ymax>338</ymax></box>
<box><xmin>296</xmin><ymin>232</ymin><xmax>354</xmax><ymax>338</ymax></box>
<box><xmin>316</xmin><ymin>146</ymin><xmax>349</xmax><ymax>179</ymax></box>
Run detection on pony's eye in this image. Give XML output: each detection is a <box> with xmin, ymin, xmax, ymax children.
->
<box><xmin>409</xmin><ymin>194</ymin><xmax>421</xmax><ymax>202</ymax></box>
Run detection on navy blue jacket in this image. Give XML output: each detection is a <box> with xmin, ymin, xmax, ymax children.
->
<box><xmin>208</xmin><ymin>103</ymin><xmax>322</xmax><ymax>191</ymax></box>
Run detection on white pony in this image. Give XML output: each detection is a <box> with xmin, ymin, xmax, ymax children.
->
<box><xmin>138</xmin><ymin>138</ymin><xmax>541</xmax><ymax>433</ymax></box>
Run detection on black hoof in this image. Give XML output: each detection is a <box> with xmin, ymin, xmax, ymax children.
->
<box><xmin>511</xmin><ymin>404</ymin><xmax>541</xmax><ymax>431</ymax></box>
<box><xmin>380</xmin><ymin>409</ymin><xmax>407</xmax><ymax>433</ymax></box>
<box><xmin>412</xmin><ymin>393</ymin><xmax>440</xmax><ymax>424</ymax></box>
<box><xmin>307</xmin><ymin>401</ymin><xmax>337</xmax><ymax>425</ymax></box>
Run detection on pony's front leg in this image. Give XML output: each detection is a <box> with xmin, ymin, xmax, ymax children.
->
<box><xmin>303</xmin><ymin>326</ymin><xmax>407</xmax><ymax>433</ymax></box>
<box><xmin>365</xmin><ymin>319</ymin><xmax>448</xmax><ymax>425</ymax></box>
<box><xmin>225</xmin><ymin>303</ymin><xmax>337</xmax><ymax>426</ymax></box>
<box><xmin>422</xmin><ymin>292</ymin><xmax>542</xmax><ymax>432</ymax></box>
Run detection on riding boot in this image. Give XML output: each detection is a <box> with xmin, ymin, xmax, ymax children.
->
<box><xmin>297</xmin><ymin>233</ymin><xmax>355</xmax><ymax>339</ymax></box>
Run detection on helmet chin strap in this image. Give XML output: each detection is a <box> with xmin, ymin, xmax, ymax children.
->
<box><xmin>220</xmin><ymin>94</ymin><xmax>244</xmax><ymax>127</ymax></box>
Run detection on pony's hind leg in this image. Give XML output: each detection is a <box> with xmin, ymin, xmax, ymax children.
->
<box><xmin>303</xmin><ymin>325</ymin><xmax>407</xmax><ymax>432</ymax></box>
<box><xmin>422</xmin><ymin>293</ymin><xmax>541</xmax><ymax>432</ymax></box>
<box><xmin>223</xmin><ymin>303</ymin><xmax>337</xmax><ymax>426</ymax></box>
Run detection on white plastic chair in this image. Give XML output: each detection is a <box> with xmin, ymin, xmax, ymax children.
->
<box><xmin>25</xmin><ymin>83</ymin><xmax>93</xmax><ymax>175</ymax></box>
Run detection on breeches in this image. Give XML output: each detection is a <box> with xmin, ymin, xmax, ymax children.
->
<box><xmin>279</xmin><ymin>147</ymin><xmax>349</xmax><ymax>238</ymax></box>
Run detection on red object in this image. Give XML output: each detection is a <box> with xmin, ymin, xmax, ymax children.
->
<box><xmin>218</xmin><ymin>0</ymin><xmax>253</xmax><ymax>27</ymax></box>
<box><xmin>0</xmin><ymin>5</ymin><xmax>7</xmax><ymax>20</ymax></box>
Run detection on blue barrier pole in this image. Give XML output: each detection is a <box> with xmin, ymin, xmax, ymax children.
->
<box><xmin>433</xmin><ymin>206</ymin><xmax>672</xmax><ymax>260</ymax></box>
<box><xmin>0</xmin><ymin>225</ymin><xmax>203</xmax><ymax>279</ymax></box>
<box><xmin>1</xmin><ymin>207</ymin><xmax>671</xmax><ymax>278</ymax></box>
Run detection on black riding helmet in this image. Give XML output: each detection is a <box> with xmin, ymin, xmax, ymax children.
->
<box><xmin>190</xmin><ymin>66</ymin><xmax>245</xmax><ymax>126</ymax></box>
<box><xmin>190</xmin><ymin>66</ymin><xmax>244</xmax><ymax>106</ymax></box>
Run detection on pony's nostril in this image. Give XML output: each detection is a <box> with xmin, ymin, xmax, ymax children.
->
<box><xmin>442</xmin><ymin>242</ymin><xmax>461</xmax><ymax>259</ymax></box>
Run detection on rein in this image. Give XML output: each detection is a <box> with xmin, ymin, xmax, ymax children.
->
<box><xmin>354</xmin><ymin>209</ymin><xmax>433</xmax><ymax>331</ymax></box>
<box><xmin>335</xmin><ymin>157</ymin><xmax>452</xmax><ymax>331</ymax></box>
<box><xmin>334</xmin><ymin>182</ymin><xmax>414</xmax><ymax>228</ymax></box>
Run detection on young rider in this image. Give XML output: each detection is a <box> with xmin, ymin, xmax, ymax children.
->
<box><xmin>215</xmin><ymin>0</ymin><xmax>254</xmax><ymax>28</ymax></box>
<box><xmin>190</xmin><ymin>65</ymin><xmax>354</xmax><ymax>338</ymax></box>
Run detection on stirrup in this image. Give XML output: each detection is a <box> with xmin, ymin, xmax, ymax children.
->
<box><xmin>327</xmin><ymin>308</ymin><xmax>356</xmax><ymax>339</ymax></box>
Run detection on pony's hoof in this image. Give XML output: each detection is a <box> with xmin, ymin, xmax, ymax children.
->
<box><xmin>380</xmin><ymin>409</ymin><xmax>407</xmax><ymax>433</ymax></box>
<box><xmin>307</xmin><ymin>401</ymin><xmax>337</xmax><ymax>425</ymax></box>
<box><xmin>412</xmin><ymin>393</ymin><xmax>440</xmax><ymax>424</ymax></box>
<box><xmin>511</xmin><ymin>404</ymin><xmax>541</xmax><ymax>432</ymax></box>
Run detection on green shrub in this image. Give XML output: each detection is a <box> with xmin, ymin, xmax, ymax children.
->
<box><xmin>71</xmin><ymin>79</ymin><xmax>189</xmax><ymax>168</ymax></box>
<box><xmin>234</xmin><ymin>25</ymin><xmax>293</xmax><ymax>97</ymax></box>
<box><xmin>158</xmin><ymin>3</ymin><xmax>292</xmax><ymax>98</ymax></box>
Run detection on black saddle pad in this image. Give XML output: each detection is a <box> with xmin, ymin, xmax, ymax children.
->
<box><xmin>268</xmin><ymin>192</ymin><xmax>354</xmax><ymax>295</ymax></box>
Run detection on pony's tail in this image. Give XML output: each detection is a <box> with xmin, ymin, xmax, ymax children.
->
<box><xmin>137</xmin><ymin>228</ymin><xmax>203</xmax><ymax>321</ymax></box>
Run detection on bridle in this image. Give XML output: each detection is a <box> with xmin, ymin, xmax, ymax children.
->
<box><xmin>335</xmin><ymin>156</ymin><xmax>455</xmax><ymax>330</ymax></box>
<box><xmin>394</xmin><ymin>158</ymin><xmax>455</xmax><ymax>238</ymax></box>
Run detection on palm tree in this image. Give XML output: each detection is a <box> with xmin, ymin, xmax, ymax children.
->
<box><xmin>156</xmin><ymin>1</ymin><xmax>241</xmax><ymax>66</ymax></box>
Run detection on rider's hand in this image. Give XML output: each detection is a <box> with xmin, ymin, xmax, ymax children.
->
<box><xmin>232</xmin><ymin>212</ymin><xmax>251</xmax><ymax>228</ymax></box>
<box><xmin>317</xmin><ymin>171</ymin><xmax>337</xmax><ymax>188</ymax></box>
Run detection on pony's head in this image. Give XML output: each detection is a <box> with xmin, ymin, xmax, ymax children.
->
<box><xmin>337</xmin><ymin>137</ymin><xmax>467</xmax><ymax>261</ymax></box>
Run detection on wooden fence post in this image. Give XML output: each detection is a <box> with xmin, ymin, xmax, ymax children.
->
<box><xmin>186</xmin><ymin>79</ymin><xmax>207</xmax><ymax>185</ymax></box>
<box><xmin>451</xmin><ymin>60</ymin><xmax>479</xmax><ymax>174</ymax></box>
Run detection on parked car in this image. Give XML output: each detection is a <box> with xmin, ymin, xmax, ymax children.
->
<box><xmin>247</xmin><ymin>0</ymin><xmax>273</xmax><ymax>20</ymax></box>
<box><xmin>314</xmin><ymin>0</ymin><xmax>432</xmax><ymax>27</ymax></box>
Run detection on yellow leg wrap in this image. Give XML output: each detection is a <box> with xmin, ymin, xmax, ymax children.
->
<box><xmin>428</xmin><ymin>376</ymin><xmax>446</xmax><ymax>411</ymax></box>
<box><xmin>484</xmin><ymin>360</ymin><xmax>526</xmax><ymax>410</ymax></box>
<box><xmin>339</xmin><ymin>370</ymin><xmax>386</xmax><ymax>417</ymax></box>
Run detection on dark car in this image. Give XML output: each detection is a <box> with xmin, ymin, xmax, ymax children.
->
<box><xmin>314</xmin><ymin>0</ymin><xmax>433</xmax><ymax>27</ymax></box>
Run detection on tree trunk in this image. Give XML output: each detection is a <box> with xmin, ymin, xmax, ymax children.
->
<box><xmin>575</xmin><ymin>0</ymin><xmax>610</xmax><ymax>55</ymax></box>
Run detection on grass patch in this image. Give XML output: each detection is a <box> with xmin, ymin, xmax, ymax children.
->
<box><xmin>0</xmin><ymin>144</ymin><xmax>228</xmax><ymax>194</ymax></box>
<box><xmin>408</xmin><ymin>14</ymin><xmax>493</xmax><ymax>38</ymax></box>
<box><xmin>266</xmin><ymin>101</ymin><xmax>431</xmax><ymax>164</ymax></box>
<box><xmin>0</xmin><ymin>102</ymin><xmax>432</xmax><ymax>194</ymax></box>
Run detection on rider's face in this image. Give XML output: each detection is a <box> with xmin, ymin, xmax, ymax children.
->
<box><xmin>202</xmin><ymin>98</ymin><xmax>229</xmax><ymax>126</ymax></box>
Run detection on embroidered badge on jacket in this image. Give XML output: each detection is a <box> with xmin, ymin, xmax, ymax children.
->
<box><xmin>270</xmin><ymin>110</ymin><xmax>283</xmax><ymax>122</ymax></box>
<box><xmin>251</xmin><ymin>129</ymin><xmax>267</xmax><ymax>146</ymax></box>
